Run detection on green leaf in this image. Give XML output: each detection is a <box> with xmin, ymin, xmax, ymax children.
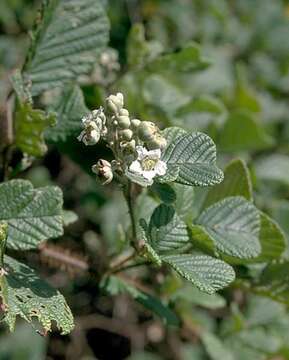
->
<box><xmin>148</xmin><ymin>43</ymin><xmax>211</xmax><ymax>73</ymax></box>
<box><xmin>151</xmin><ymin>183</ymin><xmax>176</xmax><ymax>204</ymax></box>
<box><xmin>25</xmin><ymin>0</ymin><xmax>109</xmax><ymax>96</ymax></box>
<box><xmin>62</xmin><ymin>210</ymin><xmax>78</xmax><ymax>227</ymax></box>
<box><xmin>201</xmin><ymin>332</ymin><xmax>234</xmax><ymax>360</ymax></box>
<box><xmin>251</xmin><ymin>213</ymin><xmax>286</xmax><ymax>263</ymax></box>
<box><xmin>0</xmin><ymin>256</ymin><xmax>74</xmax><ymax>334</ymax></box>
<box><xmin>15</xmin><ymin>102</ymin><xmax>56</xmax><ymax>157</ymax></box>
<box><xmin>162</xmin><ymin>254</ymin><xmax>235</xmax><ymax>294</ymax></box>
<box><xmin>138</xmin><ymin>219</ymin><xmax>162</xmax><ymax>266</ymax></box>
<box><xmin>255</xmin><ymin>154</ymin><xmax>289</xmax><ymax>186</ymax></box>
<box><xmin>126</xmin><ymin>23</ymin><xmax>150</xmax><ymax>70</ymax></box>
<box><xmin>192</xmin><ymin>197</ymin><xmax>261</xmax><ymax>259</ymax></box>
<box><xmin>0</xmin><ymin>180</ymin><xmax>64</xmax><ymax>250</ymax></box>
<box><xmin>101</xmin><ymin>275</ymin><xmax>179</xmax><ymax>326</ymax></box>
<box><xmin>0</xmin><ymin>222</ymin><xmax>8</xmax><ymax>265</ymax></box>
<box><xmin>174</xmin><ymin>183</ymin><xmax>195</xmax><ymax>222</ymax></box>
<box><xmin>218</xmin><ymin>111</ymin><xmax>274</xmax><ymax>152</ymax></box>
<box><xmin>255</xmin><ymin>262</ymin><xmax>289</xmax><ymax>305</ymax></box>
<box><xmin>161</xmin><ymin>132</ymin><xmax>224</xmax><ymax>187</ymax></box>
<box><xmin>148</xmin><ymin>204</ymin><xmax>190</xmax><ymax>254</ymax></box>
<box><xmin>162</xmin><ymin>126</ymin><xmax>187</xmax><ymax>144</ymax></box>
<box><xmin>45</xmin><ymin>85</ymin><xmax>88</xmax><ymax>142</ymax></box>
<box><xmin>203</xmin><ymin>158</ymin><xmax>253</xmax><ymax>210</ymax></box>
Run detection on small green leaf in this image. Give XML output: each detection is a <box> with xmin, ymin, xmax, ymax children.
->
<box><xmin>162</xmin><ymin>254</ymin><xmax>235</xmax><ymax>294</ymax></box>
<box><xmin>25</xmin><ymin>0</ymin><xmax>110</xmax><ymax>95</ymax></box>
<box><xmin>62</xmin><ymin>210</ymin><xmax>78</xmax><ymax>227</ymax></box>
<box><xmin>149</xmin><ymin>204</ymin><xmax>190</xmax><ymax>254</ymax></box>
<box><xmin>0</xmin><ymin>256</ymin><xmax>74</xmax><ymax>334</ymax></box>
<box><xmin>192</xmin><ymin>197</ymin><xmax>261</xmax><ymax>259</ymax></box>
<box><xmin>174</xmin><ymin>183</ymin><xmax>194</xmax><ymax>222</ymax></box>
<box><xmin>138</xmin><ymin>219</ymin><xmax>162</xmax><ymax>266</ymax></box>
<box><xmin>218</xmin><ymin>111</ymin><xmax>274</xmax><ymax>152</ymax></box>
<box><xmin>15</xmin><ymin>102</ymin><xmax>56</xmax><ymax>157</ymax></box>
<box><xmin>161</xmin><ymin>132</ymin><xmax>224</xmax><ymax>187</ymax></box>
<box><xmin>45</xmin><ymin>85</ymin><xmax>88</xmax><ymax>142</ymax></box>
<box><xmin>0</xmin><ymin>180</ymin><xmax>64</xmax><ymax>250</ymax></box>
<box><xmin>101</xmin><ymin>275</ymin><xmax>179</xmax><ymax>326</ymax></box>
<box><xmin>203</xmin><ymin>158</ymin><xmax>253</xmax><ymax>209</ymax></box>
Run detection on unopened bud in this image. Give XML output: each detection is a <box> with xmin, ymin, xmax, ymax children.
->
<box><xmin>92</xmin><ymin>159</ymin><xmax>113</xmax><ymax>185</ymax></box>
<box><xmin>147</xmin><ymin>135</ymin><xmax>167</xmax><ymax>150</ymax></box>
<box><xmin>137</xmin><ymin>121</ymin><xmax>159</xmax><ymax>142</ymax></box>
<box><xmin>106</xmin><ymin>93</ymin><xmax>124</xmax><ymax>114</ymax></box>
<box><xmin>118</xmin><ymin>115</ymin><xmax>131</xmax><ymax>129</ymax></box>
<box><xmin>119</xmin><ymin>129</ymin><xmax>133</xmax><ymax>141</ymax></box>
<box><xmin>119</xmin><ymin>108</ymin><xmax>129</xmax><ymax>116</ymax></box>
<box><xmin>131</xmin><ymin>118</ymin><xmax>141</xmax><ymax>130</ymax></box>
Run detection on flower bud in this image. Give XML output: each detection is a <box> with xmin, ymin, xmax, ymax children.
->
<box><xmin>77</xmin><ymin>121</ymin><xmax>101</xmax><ymax>145</ymax></box>
<box><xmin>131</xmin><ymin>118</ymin><xmax>141</xmax><ymax>130</ymax></box>
<box><xmin>119</xmin><ymin>108</ymin><xmax>129</xmax><ymax>116</ymax></box>
<box><xmin>106</xmin><ymin>93</ymin><xmax>124</xmax><ymax>114</ymax></box>
<box><xmin>146</xmin><ymin>135</ymin><xmax>167</xmax><ymax>150</ymax></box>
<box><xmin>119</xmin><ymin>129</ymin><xmax>133</xmax><ymax>141</ymax></box>
<box><xmin>117</xmin><ymin>115</ymin><xmax>131</xmax><ymax>129</ymax></box>
<box><xmin>137</xmin><ymin>121</ymin><xmax>158</xmax><ymax>142</ymax></box>
<box><xmin>92</xmin><ymin>159</ymin><xmax>113</xmax><ymax>185</ymax></box>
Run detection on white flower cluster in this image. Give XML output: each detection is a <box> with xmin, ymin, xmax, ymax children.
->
<box><xmin>77</xmin><ymin>92</ymin><xmax>167</xmax><ymax>186</ymax></box>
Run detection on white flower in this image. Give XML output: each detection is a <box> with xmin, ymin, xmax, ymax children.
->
<box><xmin>128</xmin><ymin>146</ymin><xmax>167</xmax><ymax>186</ymax></box>
<box><xmin>78</xmin><ymin>108</ymin><xmax>106</xmax><ymax>146</ymax></box>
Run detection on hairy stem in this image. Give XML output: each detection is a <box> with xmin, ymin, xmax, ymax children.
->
<box><xmin>123</xmin><ymin>181</ymin><xmax>139</xmax><ymax>250</ymax></box>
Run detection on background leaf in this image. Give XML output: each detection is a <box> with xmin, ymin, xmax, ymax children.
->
<box><xmin>24</xmin><ymin>0</ymin><xmax>109</xmax><ymax>95</ymax></box>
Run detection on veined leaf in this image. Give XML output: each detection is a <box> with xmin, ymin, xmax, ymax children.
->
<box><xmin>101</xmin><ymin>275</ymin><xmax>179</xmax><ymax>326</ymax></box>
<box><xmin>45</xmin><ymin>85</ymin><xmax>88</xmax><ymax>142</ymax></box>
<box><xmin>0</xmin><ymin>256</ymin><xmax>74</xmax><ymax>334</ymax></box>
<box><xmin>162</xmin><ymin>254</ymin><xmax>235</xmax><ymax>294</ymax></box>
<box><xmin>162</xmin><ymin>126</ymin><xmax>187</xmax><ymax>144</ymax></box>
<box><xmin>0</xmin><ymin>223</ymin><xmax>8</xmax><ymax>265</ymax></box>
<box><xmin>138</xmin><ymin>219</ymin><xmax>162</xmax><ymax>266</ymax></box>
<box><xmin>192</xmin><ymin>197</ymin><xmax>261</xmax><ymax>259</ymax></box>
<box><xmin>0</xmin><ymin>180</ymin><xmax>63</xmax><ymax>250</ymax></box>
<box><xmin>25</xmin><ymin>0</ymin><xmax>109</xmax><ymax>95</ymax></box>
<box><xmin>161</xmin><ymin>132</ymin><xmax>224</xmax><ymax>187</ymax></box>
<box><xmin>174</xmin><ymin>183</ymin><xmax>194</xmax><ymax>222</ymax></box>
<box><xmin>203</xmin><ymin>158</ymin><xmax>253</xmax><ymax>209</ymax></box>
<box><xmin>148</xmin><ymin>204</ymin><xmax>190</xmax><ymax>254</ymax></box>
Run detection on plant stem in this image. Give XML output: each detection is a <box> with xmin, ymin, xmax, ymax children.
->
<box><xmin>123</xmin><ymin>181</ymin><xmax>138</xmax><ymax>250</ymax></box>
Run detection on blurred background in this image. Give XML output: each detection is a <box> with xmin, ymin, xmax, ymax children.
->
<box><xmin>1</xmin><ymin>0</ymin><xmax>289</xmax><ymax>359</ymax></box>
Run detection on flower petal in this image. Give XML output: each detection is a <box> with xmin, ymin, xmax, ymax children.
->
<box><xmin>142</xmin><ymin>170</ymin><xmax>156</xmax><ymax>181</ymax></box>
<box><xmin>155</xmin><ymin>160</ymin><xmax>167</xmax><ymax>176</ymax></box>
<box><xmin>129</xmin><ymin>160</ymin><xmax>142</xmax><ymax>174</ymax></box>
<box><xmin>147</xmin><ymin>148</ymin><xmax>161</xmax><ymax>159</ymax></box>
<box><xmin>136</xmin><ymin>146</ymin><xmax>148</xmax><ymax>159</ymax></box>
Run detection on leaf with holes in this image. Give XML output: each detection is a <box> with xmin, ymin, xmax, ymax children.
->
<box><xmin>162</xmin><ymin>254</ymin><xmax>235</xmax><ymax>294</ymax></box>
<box><xmin>191</xmin><ymin>197</ymin><xmax>261</xmax><ymax>259</ymax></box>
<box><xmin>0</xmin><ymin>256</ymin><xmax>74</xmax><ymax>334</ymax></box>
<box><xmin>0</xmin><ymin>180</ymin><xmax>64</xmax><ymax>250</ymax></box>
<box><xmin>161</xmin><ymin>132</ymin><xmax>224</xmax><ymax>187</ymax></box>
<box><xmin>148</xmin><ymin>204</ymin><xmax>190</xmax><ymax>254</ymax></box>
<box><xmin>45</xmin><ymin>85</ymin><xmax>88</xmax><ymax>142</ymax></box>
<box><xmin>24</xmin><ymin>0</ymin><xmax>109</xmax><ymax>96</ymax></box>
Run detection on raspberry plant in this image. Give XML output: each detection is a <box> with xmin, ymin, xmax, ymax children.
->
<box><xmin>0</xmin><ymin>0</ymin><xmax>289</xmax><ymax>358</ymax></box>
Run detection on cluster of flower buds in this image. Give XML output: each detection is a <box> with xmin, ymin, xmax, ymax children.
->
<box><xmin>77</xmin><ymin>92</ymin><xmax>168</xmax><ymax>186</ymax></box>
<box><xmin>77</xmin><ymin>108</ymin><xmax>106</xmax><ymax>146</ymax></box>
